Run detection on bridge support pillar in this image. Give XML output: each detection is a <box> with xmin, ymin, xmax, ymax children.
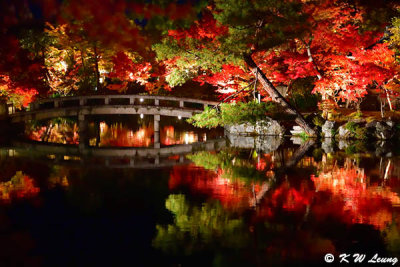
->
<box><xmin>154</xmin><ymin>114</ymin><xmax>160</xmax><ymax>148</ymax></box>
<box><xmin>78</xmin><ymin>113</ymin><xmax>89</xmax><ymax>152</ymax></box>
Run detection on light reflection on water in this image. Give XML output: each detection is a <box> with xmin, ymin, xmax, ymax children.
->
<box><xmin>155</xmin><ymin>146</ymin><xmax>400</xmax><ymax>264</ymax></box>
<box><xmin>164</xmin><ymin>149</ymin><xmax>400</xmax><ymax>228</ymax></box>
<box><xmin>1</xmin><ymin>134</ymin><xmax>400</xmax><ymax>265</ymax></box>
<box><xmin>25</xmin><ymin>117</ymin><xmax>209</xmax><ymax>147</ymax></box>
<box><xmin>0</xmin><ymin>171</ymin><xmax>40</xmax><ymax>202</ymax></box>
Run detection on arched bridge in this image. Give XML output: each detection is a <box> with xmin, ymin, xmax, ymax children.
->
<box><xmin>7</xmin><ymin>94</ymin><xmax>219</xmax><ymax>149</ymax></box>
<box><xmin>8</xmin><ymin>94</ymin><xmax>219</xmax><ymax>123</ymax></box>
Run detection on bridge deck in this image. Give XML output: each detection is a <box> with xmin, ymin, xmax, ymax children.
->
<box><xmin>8</xmin><ymin>94</ymin><xmax>219</xmax><ymax>123</ymax></box>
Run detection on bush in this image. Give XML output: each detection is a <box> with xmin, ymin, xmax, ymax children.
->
<box><xmin>345</xmin><ymin>121</ymin><xmax>367</xmax><ymax>140</ymax></box>
<box><xmin>345</xmin><ymin>121</ymin><xmax>357</xmax><ymax>132</ymax></box>
<box><xmin>312</xmin><ymin>115</ymin><xmax>325</xmax><ymax>127</ymax></box>
<box><xmin>187</xmin><ymin>107</ymin><xmax>221</xmax><ymax>128</ymax></box>
<box><xmin>188</xmin><ymin>101</ymin><xmax>281</xmax><ymax>128</ymax></box>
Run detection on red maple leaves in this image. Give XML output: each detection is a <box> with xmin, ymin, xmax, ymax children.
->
<box><xmin>0</xmin><ymin>75</ymin><xmax>38</xmax><ymax>108</ymax></box>
<box><xmin>260</xmin><ymin>1</ymin><xmax>399</xmax><ymax>104</ymax></box>
<box><xmin>168</xmin><ymin>13</ymin><xmax>228</xmax><ymax>41</ymax></box>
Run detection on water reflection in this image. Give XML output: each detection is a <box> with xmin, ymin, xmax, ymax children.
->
<box><xmin>26</xmin><ymin>118</ymin><xmax>79</xmax><ymax>144</ymax></box>
<box><xmin>25</xmin><ymin>117</ymin><xmax>214</xmax><ymax>147</ymax></box>
<box><xmin>94</xmin><ymin>122</ymin><xmax>153</xmax><ymax>147</ymax></box>
<box><xmin>0</xmin><ymin>171</ymin><xmax>40</xmax><ymax>202</ymax></box>
<box><xmin>154</xmin><ymin>144</ymin><xmax>400</xmax><ymax>264</ymax></box>
<box><xmin>1</xmin><ymin>137</ymin><xmax>400</xmax><ymax>265</ymax></box>
<box><xmin>312</xmin><ymin>156</ymin><xmax>400</xmax><ymax>229</ymax></box>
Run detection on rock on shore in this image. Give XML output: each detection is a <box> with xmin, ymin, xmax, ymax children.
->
<box><xmin>225</xmin><ymin>118</ymin><xmax>285</xmax><ymax>136</ymax></box>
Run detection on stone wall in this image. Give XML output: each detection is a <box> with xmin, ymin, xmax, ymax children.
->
<box><xmin>321</xmin><ymin>119</ymin><xmax>397</xmax><ymax>141</ymax></box>
<box><xmin>225</xmin><ymin>118</ymin><xmax>285</xmax><ymax>136</ymax></box>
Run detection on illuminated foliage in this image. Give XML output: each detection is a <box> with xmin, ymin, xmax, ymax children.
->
<box><xmin>0</xmin><ymin>0</ymin><xmax>399</xmax><ymax>121</ymax></box>
<box><xmin>0</xmin><ymin>171</ymin><xmax>40</xmax><ymax>202</ymax></box>
<box><xmin>260</xmin><ymin>1</ymin><xmax>400</xmax><ymax>106</ymax></box>
<box><xmin>0</xmin><ymin>75</ymin><xmax>38</xmax><ymax>109</ymax></box>
<box><xmin>188</xmin><ymin>102</ymin><xmax>282</xmax><ymax>128</ymax></box>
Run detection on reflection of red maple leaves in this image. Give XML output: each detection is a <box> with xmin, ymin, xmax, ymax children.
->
<box><xmin>177</xmin><ymin>150</ymin><xmax>400</xmax><ymax>231</ymax></box>
<box><xmin>169</xmin><ymin>165</ymin><xmax>266</xmax><ymax>210</ymax></box>
<box><xmin>311</xmin><ymin>158</ymin><xmax>400</xmax><ymax>229</ymax></box>
<box><xmin>99</xmin><ymin>123</ymin><xmax>154</xmax><ymax>147</ymax></box>
<box><xmin>270</xmin><ymin>181</ymin><xmax>313</xmax><ymax>212</ymax></box>
<box><xmin>0</xmin><ymin>172</ymin><xmax>40</xmax><ymax>203</ymax></box>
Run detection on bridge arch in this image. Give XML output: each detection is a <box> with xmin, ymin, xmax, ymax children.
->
<box><xmin>7</xmin><ymin>94</ymin><xmax>219</xmax><ymax>149</ymax></box>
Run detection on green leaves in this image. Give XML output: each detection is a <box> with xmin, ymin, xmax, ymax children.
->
<box><xmin>187</xmin><ymin>106</ymin><xmax>221</xmax><ymax>128</ymax></box>
<box><xmin>214</xmin><ymin>0</ymin><xmax>307</xmax><ymax>51</ymax></box>
<box><xmin>188</xmin><ymin>101</ymin><xmax>280</xmax><ymax>128</ymax></box>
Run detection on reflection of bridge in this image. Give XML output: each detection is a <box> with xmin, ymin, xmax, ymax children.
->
<box><xmin>2</xmin><ymin>138</ymin><xmax>226</xmax><ymax>169</ymax></box>
<box><xmin>7</xmin><ymin>94</ymin><xmax>219</xmax><ymax>149</ymax></box>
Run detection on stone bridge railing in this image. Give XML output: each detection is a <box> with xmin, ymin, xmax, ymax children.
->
<box><xmin>8</xmin><ymin>94</ymin><xmax>219</xmax><ymax>126</ymax></box>
<box><xmin>7</xmin><ymin>94</ymin><xmax>220</xmax><ymax>149</ymax></box>
<box><xmin>8</xmin><ymin>94</ymin><xmax>219</xmax><ymax>116</ymax></box>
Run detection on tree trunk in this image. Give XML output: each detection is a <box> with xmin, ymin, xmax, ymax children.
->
<box><xmin>284</xmin><ymin>139</ymin><xmax>315</xmax><ymax>168</ymax></box>
<box><xmin>93</xmin><ymin>44</ymin><xmax>100</xmax><ymax>91</ymax></box>
<box><xmin>41</xmin><ymin>48</ymin><xmax>52</xmax><ymax>86</ymax></box>
<box><xmin>249</xmin><ymin>138</ymin><xmax>315</xmax><ymax>207</ymax></box>
<box><xmin>380</xmin><ymin>97</ymin><xmax>385</xmax><ymax>118</ymax></box>
<box><xmin>306</xmin><ymin>45</ymin><xmax>322</xmax><ymax>80</ymax></box>
<box><xmin>385</xmin><ymin>88</ymin><xmax>393</xmax><ymax>111</ymax></box>
<box><xmin>244</xmin><ymin>54</ymin><xmax>316</xmax><ymax>136</ymax></box>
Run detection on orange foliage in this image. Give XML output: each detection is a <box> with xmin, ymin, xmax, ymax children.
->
<box><xmin>0</xmin><ymin>75</ymin><xmax>38</xmax><ymax>108</ymax></box>
<box><xmin>0</xmin><ymin>172</ymin><xmax>40</xmax><ymax>202</ymax></box>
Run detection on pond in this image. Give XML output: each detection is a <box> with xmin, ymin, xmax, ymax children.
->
<box><xmin>0</xmin><ymin>117</ymin><xmax>399</xmax><ymax>266</ymax></box>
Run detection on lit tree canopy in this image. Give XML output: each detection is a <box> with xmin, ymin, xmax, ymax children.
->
<box><xmin>0</xmin><ymin>0</ymin><xmax>399</xmax><ymax>117</ymax></box>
